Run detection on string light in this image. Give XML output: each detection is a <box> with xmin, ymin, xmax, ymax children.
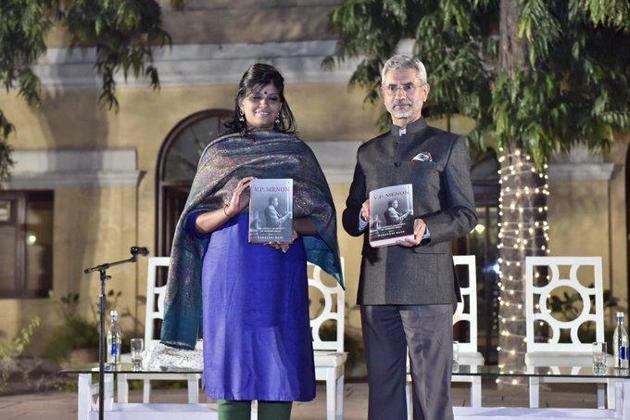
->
<box><xmin>496</xmin><ymin>148</ymin><xmax>549</xmax><ymax>387</ymax></box>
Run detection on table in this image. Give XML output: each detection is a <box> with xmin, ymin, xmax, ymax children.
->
<box><xmin>452</xmin><ymin>365</ymin><xmax>630</xmax><ymax>419</ymax></box>
<box><xmin>62</xmin><ymin>364</ymin><xmax>630</xmax><ymax>420</ymax></box>
<box><xmin>63</xmin><ymin>364</ymin><xmax>213</xmax><ymax>420</ymax></box>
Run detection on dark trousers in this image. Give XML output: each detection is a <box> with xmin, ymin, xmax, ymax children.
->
<box><xmin>361</xmin><ymin>304</ymin><xmax>454</xmax><ymax>420</ymax></box>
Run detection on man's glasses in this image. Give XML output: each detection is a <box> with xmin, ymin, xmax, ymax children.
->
<box><xmin>383</xmin><ymin>82</ymin><xmax>425</xmax><ymax>96</ymax></box>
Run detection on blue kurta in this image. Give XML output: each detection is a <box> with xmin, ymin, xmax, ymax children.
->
<box><xmin>198</xmin><ymin>213</ymin><xmax>316</xmax><ymax>401</ymax></box>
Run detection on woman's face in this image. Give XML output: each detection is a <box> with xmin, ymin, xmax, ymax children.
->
<box><xmin>240</xmin><ymin>83</ymin><xmax>282</xmax><ymax>129</ymax></box>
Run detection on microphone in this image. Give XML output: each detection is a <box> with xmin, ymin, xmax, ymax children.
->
<box><xmin>130</xmin><ymin>246</ymin><xmax>150</xmax><ymax>256</ymax></box>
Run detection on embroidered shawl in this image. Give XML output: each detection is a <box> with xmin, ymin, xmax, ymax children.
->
<box><xmin>160</xmin><ymin>130</ymin><xmax>343</xmax><ymax>349</ymax></box>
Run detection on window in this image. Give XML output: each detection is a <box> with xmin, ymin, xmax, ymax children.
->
<box><xmin>0</xmin><ymin>191</ymin><xmax>54</xmax><ymax>298</ymax></box>
<box><xmin>156</xmin><ymin>109</ymin><xmax>232</xmax><ymax>258</ymax></box>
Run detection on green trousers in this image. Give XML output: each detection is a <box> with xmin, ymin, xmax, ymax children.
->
<box><xmin>217</xmin><ymin>400</ymin><xmax>292</xmax><ymax>420</ymax></box>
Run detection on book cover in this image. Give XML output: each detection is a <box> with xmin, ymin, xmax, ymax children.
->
<box><xmin>248</xmin><ymin>178</ymin><xmax>294</xmax><ymax>243</ymax></box>
<box><xmin>368</xmin><ymin>184</ymin><xmax>414</xmax><ymax>248</ymax></box>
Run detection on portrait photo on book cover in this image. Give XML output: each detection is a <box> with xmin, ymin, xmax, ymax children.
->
<box><xmin>370</xmin><ymin>199</ymin><xmax>413</xmax><ymax>232</ymax></box>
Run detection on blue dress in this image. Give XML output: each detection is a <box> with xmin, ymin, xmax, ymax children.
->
<box><xmin>198</xmin><ymin>213</ymin><xmax>316</xmax><ymax>401</ymax></box>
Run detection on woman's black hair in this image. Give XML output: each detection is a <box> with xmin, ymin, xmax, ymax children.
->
<box><xmin>224</xmin><ymin>63</ymin><xmax>297</xmax><ymax>135</ymax></box>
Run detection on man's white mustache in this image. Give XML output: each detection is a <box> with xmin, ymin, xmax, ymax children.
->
<box><xmin>393</xmin><ymin>102</ymin><xmax>411</xmax><ymax>107</ymax></box>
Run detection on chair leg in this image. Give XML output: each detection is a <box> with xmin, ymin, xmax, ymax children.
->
<box><xmin>103</xmin><ymin>374</ymin><xmax>114</xmax><ymax>410</ymax></box>
<box><xmin>142</xmin><ymin>379</ymin><xmax>151</xmax><ymax>403</ymax></box>
<box><xmin>326</xmin><ymin>369</ymin><xmax>336</xmax><ymax>420</ymax></box>
<box><xmin>117</xmin><ymin>374</ymin><xmax>129</xmax><ymax>403</ymax></box>
<box><xmin>607</xmin><ymin>379</ymin><xmax>616</xmax><ymax>410</ymax></box>
<box><xmin>596</xmin><ymin>383</ymin><xmax>606</xmax><ymax>409</ymax></box>
<box><xmin>78</xmin><ymin>374</ymin><xmax>91</xmax><ymax>420</ymax></box>
<box><xmin>187</xmin><ymin>374</ymin><xmax>199</xmax><ymax>403</ymax></box>
<box><xmin>621</xmin><ymin>381</ymin><xmax>630</xmax><ymax>417</ymax></box>
<box><xmin>529</xmin><ymin>377</ymin><xmax>540</xmax><ymax>408</ymax></box>
<box><xmin>405</xmin><ymin>380</ymin><xmax>413</xmax><ymax>420</ymax></box>
<box><xmin>471</xmin><ymin>376</ymin><xmax>482</xmax><ymax>408</ymax></box>
<box><xmin>335</xmin><ymin>373</ymin><xmax>344</xmax><ymax>420</ymax></box>
<box><xmin>251</xmin><ymin>400</ymin><xmax>258</xmax><ymax>420</ymax></box>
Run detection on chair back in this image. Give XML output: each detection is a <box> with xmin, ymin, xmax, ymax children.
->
<box><xmin>452</xmin><ymin>255</ymin><xmax>478</xmax><ymax>354</ymax></box>
<box><xmin>308</xmin><ymin>257</ymin><xmax>346</xmax><ymax>353</ymax></box>
<box><xmin>145</xmin><ymin>257</ymin><xmax>170</xmax><ymax>347</ymax></box>
<box><xmin>525</xmin><ymin>256</ymin><xmax>604</xmax><ymax>353</ymax></box>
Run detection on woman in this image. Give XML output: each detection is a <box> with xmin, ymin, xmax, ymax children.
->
<box><xmin>159</xmin><ymin>63</ymin><xmax>343</xmax><ymax>420</ymax></box>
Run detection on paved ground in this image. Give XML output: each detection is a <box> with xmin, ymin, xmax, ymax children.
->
<box><xmin>0</xmin><ymin>381</ymin><xmax>601</xmax><ymax>420</ymax></box>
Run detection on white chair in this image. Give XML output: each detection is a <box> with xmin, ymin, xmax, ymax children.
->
<box><xmin>309</xmin><ymin>258</ymin><xmax>348</xmax><ymax>420</ymax></box>
<box><xmin>406</xmin><ymin>255</ymin><xmax>484</xmax><ymax>417</ymax></box>
<box><xmin>118</xmin><ymin>257</ymin><xmax>201</xmax><ymax>404</ymax></box>
<box><xmin>525</xmin><ymin>256</ymin><xmax>613</xmax><ymax>409</ymax></box>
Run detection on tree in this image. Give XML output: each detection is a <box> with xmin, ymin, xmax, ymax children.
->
<box><xmin>328</xmin><ymin>0</ymin><xmax>630</xmax><ymax>381</ymax></box>
<box><xmin>0</xmin><ymin>0</ymin><xmax>173</xmax><ymax>180</ymax></box>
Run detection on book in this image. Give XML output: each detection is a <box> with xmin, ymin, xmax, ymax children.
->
<box><xmin>368</xmin><ymin>184</ymin><xmax>414</xmax><ymax>248</ymax></box>
<box><xmin>248</xmin><ymin>178</ymin><xmax>294</xmax><ymax>243</ymax></box>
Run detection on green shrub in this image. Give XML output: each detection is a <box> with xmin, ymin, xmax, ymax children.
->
<box><xmin>43</xmin><ymin>316</ymin><xmax>99</xmax><ymax>362</ymax></box>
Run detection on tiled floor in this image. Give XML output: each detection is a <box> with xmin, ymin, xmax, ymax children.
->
<box><xmin>0</xmin><ymin>381</ymin><xmax>601</xmax><ymax>420</ymax></box>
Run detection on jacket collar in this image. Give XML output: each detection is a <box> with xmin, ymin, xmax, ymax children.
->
<box><xmin>390</xmin><ymin>117</ymin><xmax>428</xmax><ymax>137</ymax></box>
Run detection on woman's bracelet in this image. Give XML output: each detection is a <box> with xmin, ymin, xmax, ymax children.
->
<box><xmin>223</xmin><ymin>205</ymin><xmax>231</xmax><ymax>218</ymax></box>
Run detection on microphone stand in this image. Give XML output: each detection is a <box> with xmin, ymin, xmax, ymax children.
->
<box><xmin>84</xmin><ymin>247</ymin><xmax>148</xmax><ymax>420</ymax></box>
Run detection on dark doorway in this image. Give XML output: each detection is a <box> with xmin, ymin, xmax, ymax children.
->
<box><xmin>454</xmin><ymin>149</ymin><xmax>501</xmax><ymax>364</ymax></box>
<box><xmin>156</xmin><ymin>109</ymin><xmax>232</xmax><ymax>258</ymax></box>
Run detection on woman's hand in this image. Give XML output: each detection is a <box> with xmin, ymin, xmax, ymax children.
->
<box><xmin>224</xmin><ymin>176</ymin><xmax>254</xmax><ymax>218</ymax></box>
<box><xmin>194</xmin><ymin>176</ymin><xmax>253</xmax><ymax>234</ymax></box>
<box><xmin>268</xmin><ymin>230</ymin><xmax>298</xmax><ymax>253</ymax></box>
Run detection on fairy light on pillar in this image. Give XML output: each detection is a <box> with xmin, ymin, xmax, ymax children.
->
<box><xmin>496</xmin><ymin>147</ymin><xmax>549</xmax><ymax>386</ymax></box>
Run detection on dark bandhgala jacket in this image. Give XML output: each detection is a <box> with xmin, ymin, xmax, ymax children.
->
<box><xmin>343</xmin><ymin>118</ymin><xmax>478</xmax><ymax>305</ymax></box>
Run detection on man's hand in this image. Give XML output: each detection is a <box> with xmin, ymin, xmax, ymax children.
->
<box><xmin>398</xmin><ymin>218</ymin><xmax>427</xmax><ymax>248</ymax></box>
<box><xmin>360</xmin><ymin>200</ymin><xmax>370</xmax><ymax>222</ymax></box>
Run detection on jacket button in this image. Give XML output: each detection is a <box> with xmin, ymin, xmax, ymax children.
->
<box><xmin>394</xmin><ymin>162</ymin><xmax>401</xmax><ymax>167</ymax></box>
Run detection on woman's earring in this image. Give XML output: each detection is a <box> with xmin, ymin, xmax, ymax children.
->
<box><xmin>238</xmin><ymin>110</ymin><xmax>245</xmax><ymax>122</ymax></box>
<box><xmin>275</xmin><ymin>115</ymin><xmax>281</xmax><ymax>125</ymax></box>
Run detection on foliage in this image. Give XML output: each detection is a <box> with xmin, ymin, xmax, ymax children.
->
<box><xmin>0</xmin><ymin>317</ymin><xmax>40</xmax><ymax>390</ymax></box>
<box><xmin>62</xmin><ymin>0</ymin><xmax>171</xmax><ymax>109</ymax></box>
<box><xmin>545</xmin><ymin>287</ymin><xmax>622</xmax><ymax>349</ymax></box>
<box><xmin>44</xmin><ymin>292</ymin><xmax>98</xmax><ymax>361</ymax></box>
<box><xmin>44</xmin><ymin>290</ymin><xmax>125</xmax><ymax>362</ymax></box>
<box><xmin>43</xmin><ymin>316</ymin><xmax>99</xmax><ymax>361</ymax></box>
<box><xmin>0</xmin><ymin>0</ymin><xmax>175</xmax><ymax>180</ymax></box>
<box><xmin>547</xmin><ymin>287</ymin><xmax>620</xmax><ymax>323</ymax></box>
<box><xmin>328</xmin><ymin>0</ymin><xmax>630</xmax><ymax>163</ymax></box>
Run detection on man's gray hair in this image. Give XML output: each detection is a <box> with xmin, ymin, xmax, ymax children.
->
<box><xmin>381</xmin><ymin>55</ymin><xmax>427</xmax><ymax>84</ymax></box>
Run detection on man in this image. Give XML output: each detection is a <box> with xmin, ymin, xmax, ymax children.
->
<box><xmin>264</xmin><ymin>196</ymin><xmax>291</xmax><ymax>228</ymax></box>
<box><xmin>343</xmin><ymin>55</ymin><xmax>477</xmax><ymax>420</ymax></box>
<box><xmin>384</xmin><ymin>199</ymin><xmax>412</xmax><ymax>225</ymax></box>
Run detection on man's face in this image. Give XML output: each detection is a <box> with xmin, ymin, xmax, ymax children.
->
<box><xmin>392</xmin><ymin>200</ymin><xmax>399</xmax><ymax>208</ymax></box>
<box><xmin>381</xmin><ymin>68</ymin><xmax>429</xmax><ymax>126</ymax></box>
<box><xmin>271</xmin><ymin>197</ymin><xmax>279</xmax><ymax>207</ymax></box>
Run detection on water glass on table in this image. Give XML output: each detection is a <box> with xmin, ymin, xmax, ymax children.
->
<box><xmin>130</xmin><ymin>338</ymin><xmax>144</xmax><ymax>371</ymax></box>
<box><xmin>592</xmin><ymin>341</ymin><xmax>607</xmax><ymax>374</ymax></box>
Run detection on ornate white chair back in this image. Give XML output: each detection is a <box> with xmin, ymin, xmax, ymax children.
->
<box><xmin>145</xmin><ymin>257</ymin><xmax>170</xmax><ymax>346</ymax></box>
<box><xmin>453</xmin><ymin>255</ymin><xmax>478</xmax><ymax>354</ymax></box>
<box><xmin>308</xmin><ymin>257</ymin><xmax>345</xmax><ymax>353</ymax></box>
<box><xmin>525</xmin><ymin>256</ymin><xmax>604</xmax><ymax>353</ymax></box>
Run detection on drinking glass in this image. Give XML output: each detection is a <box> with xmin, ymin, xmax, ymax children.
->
<box><xmin>592</xmin><ymin>341</ymin><xmax>607</xmax><ymax>374</ymax></box>
<box><xmin>130</xmin><ymin>338</ymin><xmax>144</xmax><ymax>371</ymax></box>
